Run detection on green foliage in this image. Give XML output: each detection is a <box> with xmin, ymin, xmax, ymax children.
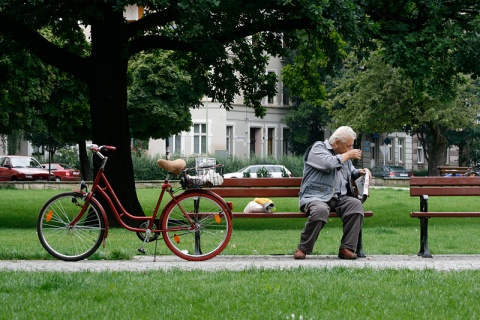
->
<box><xmin>131</xmin><ymin>153</ymin><xmax>165</xmax><ymax>181</ymax></box>
<box><xmin>284</xmin><ymin>101</ymin><xmax>329</xmax><ymax>155</ymax></box>
<box><xmin>127</xmin><ymin>51</ymin><xmax>199</xmax><ymax>140</ymax></box>
<box><xmin>367</xmin><ymin>1</ymin><xmax>480</xmax><ymax>99</ymax></box>
<box><xmin>54</xmin><ymin>147</ymin><xmax>81</xmax><ymax>168</ymax></box>
<box><xmin>327</xmin><ymin>50</ymin><xmax>480</xmax><ymax>173</ymax></box>
<box><xmin>255</xmin><ymin>166</ymin><xmax>271</xmax><ymax>177</ymax></box>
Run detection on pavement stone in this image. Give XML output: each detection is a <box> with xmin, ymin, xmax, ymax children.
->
<box><xmin>1</xmin><ymin>254</ymin><xmax>480</xmax><ymax>272</ymax></box>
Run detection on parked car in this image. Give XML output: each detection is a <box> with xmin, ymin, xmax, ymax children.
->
<box><xmin>0</xmin><ymin>156</ymin><xmax>54</xmax><ymax>181</ymax></box>
<box><xmin>41</xmin><ymin>163</ymin><xmax>81</xmax><ymax>182</ymax></box>
<box><xmin>370</xmin><ymin>165</ymin><xmax>413</xmax><ymax>178</ymax></box>
<box><xmin>223</xmin><ymin>164</ymin><xmax>292</xmax><ymax>178</ymax></box>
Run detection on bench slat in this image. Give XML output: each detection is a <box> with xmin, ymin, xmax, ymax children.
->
<box><xmin>232</xmin><ymin>211</ymin><xmax>374</xmax><ymax>218</ymax></box>
<box><xmin>410</xmin><ymin>177</ymin><xmax>480</xmax><ymax>186</ymax></box>
<box><xmin>410</xmin><ymin>187</ymin><xmax>480</xmax><ymax>196</ymax></box>
<box><xmin>410</xmin><ymin>212</ymin><xmax>480</xmax><ymax>218</ymax></box>
<box><xmin>211</xmin><ymin>188</ymin><xmax>299</xmax><ymax>198</ymax></box>
<box><xmin>410</xmin><ymin>177</ymin><xmax>480</xmax><ymax>196</ymax></box>
<box><xmin>221</xmin><ymin>177</ymin><xmax>302</xmax><ymax>187</ymax></box>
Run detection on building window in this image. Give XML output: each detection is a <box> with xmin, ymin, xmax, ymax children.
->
<box><xmin>417</xmin><ymin>146</ymin><xmax>424</xmax><ymax>164</ymax></box>
<box><xmin>388</xmin><ymin>143</ymin><xmax>393</xmax><ymax>162</ymax></box>
<box><xmin>168</xmin><ymin>135</ymin><xmax>182</xmax><ymax>154</ymax></box>
<box><xmin>267</xmin><ymin>128</ymin><xmax>274</xmax><ymax>156</ymax></box>
<box><xmin>282</xmin><ymin>83</ymin><xmax>290</xmax><ymax>105</ymax></box>
<box><xmin>266</xmin><ymin>70</ymin><xmax>277</xmax><ymax>105</ymax></box>
<box><xmin>193</xmin><ymin>123</ymin><xmax>206</xmax><ymax>154</ymax></box>
<box><xmin>398</xmin><ymin>138</ymin><xmax>404</xmax><ymax>163</ymax></box>
<box><xmin>226</xmin><ymin>126</ymin><xmax>233</xmax><ymax>156</ymax></box>
<box><xmin>283</xmin><ymin>128</ymin><xmax>289</xmax><ymax>156</ymax></box>
<box><xmin>32</xmin><ymin>145</ymin><xmax>45</xmax><ymax>156</ymax></box>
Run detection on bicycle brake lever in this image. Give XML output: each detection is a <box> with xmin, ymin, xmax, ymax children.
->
<box><xmin>87</xmin><ymin>144</ymin><xmax>99</xmax><ymax>150</ymax></box>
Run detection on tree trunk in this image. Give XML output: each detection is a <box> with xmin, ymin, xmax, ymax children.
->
<box><xmin>420</xmin><ymin>123</ymin><xmax>448</xmax><ymax>176</ymax></box>
<box><xmin>78</xmin><ymin>140</ymin><xmax>92</xmax><ymax>181</ymax></box>
<box><xmin>87</xmin><ymin>9</ymin><xmax>144</xmax><ymax>224</ymax></box>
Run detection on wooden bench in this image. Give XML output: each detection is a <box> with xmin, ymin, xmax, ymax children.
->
<box><xmin>410</xmin><ymin>177</ymin><xmax>480</xmax><ymax>258</ymax></box>
<box><xmin>209</xmin><ymin>177</ymin><xmax>373</xmax><ymax>257</ymax></box>
<box><xmin>437</xmin><ymin>166</ymin><xmax>468</xmax><ymax>176</ymax></box>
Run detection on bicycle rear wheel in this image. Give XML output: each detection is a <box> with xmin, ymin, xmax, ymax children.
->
<box><xmin>37</xmin><ymin>192</ymin><xmax>105</xmax><ymax>261</ymax></box>
<box><xmin>161</xmin><ymin>190</ymin><xmax>232</xmax><ymax>261</ymax></box>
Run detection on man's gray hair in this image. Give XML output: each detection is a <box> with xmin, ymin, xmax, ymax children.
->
<box><xmin>328</xmin><ymin>126</ymin><xmax>357</xmax><ymax>144</ymax></box>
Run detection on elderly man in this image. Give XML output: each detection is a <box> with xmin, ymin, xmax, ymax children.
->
<box><xmin>294</xmin><ymin>126</ymin><xmax>369</xmax><ymax>260</ymax></box>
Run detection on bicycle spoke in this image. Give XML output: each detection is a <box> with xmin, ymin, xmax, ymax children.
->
<box><xmin>161</xmin><ymin>191</ymin><xmax>232</xmax><ymax>261</ymax></box>
<box><xmin>37</xmin><ymin>192</ymin><xmax>105</xmax><ymax>261</ymax></box>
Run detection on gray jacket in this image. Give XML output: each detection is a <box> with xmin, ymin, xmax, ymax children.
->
<box><xmin>299</xmin><ymin>140</ymin><xmax>360</xmax><ymax>209</ymax></box>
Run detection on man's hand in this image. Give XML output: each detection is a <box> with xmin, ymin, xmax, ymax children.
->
<box><xmin>359</xmin><ymin>168</ymin><xmax>372</xmax><ymax>179</ymax></box>
<box><xmin>342</xmin><ymin>149</ymin><xmax>362</xmax><ymax>162</ymax></box>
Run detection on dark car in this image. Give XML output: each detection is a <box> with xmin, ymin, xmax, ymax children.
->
<box><xmin>371</xmin><ymin>165</ymin><xmax>413</xmax><ymax>178</ymax></box>
<box><xmin>41</xmin><ymin>163</ymin><xmax>81</xmax><ymax>182</ymax></box>
<box><xmin>0</xmin><ymin>156</ymin><xmax>54</xmax><ymax>181</ymax></box>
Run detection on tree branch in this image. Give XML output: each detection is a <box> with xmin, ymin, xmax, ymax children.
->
<box><xmin>127</xmin><ymin>6</ymin><xmax>179</xmax><ymax>37</ymax></box>
<box><xmin>0</xmin><ymin>13</ymin><xmax>90</xmax><ymax>81</ymax></box>
<box><xmin>128</xmin><ymin>16</ymin><xmax>314</xmax><ymax>55</ymax></box>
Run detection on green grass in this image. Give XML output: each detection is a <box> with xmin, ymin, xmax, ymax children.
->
<box><xmin>2</xmin><ymin>187</ymin><xmax>480</xmax><ymax>319</ymax></box>
<box><xmin>2</xmin><ymin>187</ymin><xmax>480</xmax><ymax>259</ymax></box>
<box><xmin>1</xmin><ymin>268</ymin><xmax>480</xmax><ymax>319</ymax></box>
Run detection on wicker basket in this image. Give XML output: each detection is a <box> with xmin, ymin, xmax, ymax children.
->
<box><xmin>182</xmin><ymin>163</ymin><xmax>224</xmax><ymax>189</ymax></box>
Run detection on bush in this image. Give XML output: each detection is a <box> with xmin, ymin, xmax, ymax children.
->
<box><xmin>131</xmin><ymin>153</ymin><xmax>306</xmax><ymax>180</ymax></box>
<box><xmin>131</xmin><ymin>153</ymin><xmax>165</xmax><ymax>180</ymax></box>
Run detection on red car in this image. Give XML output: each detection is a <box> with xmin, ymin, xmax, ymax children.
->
<box><xmin>0</xmin><ymin>156</ymin><xmax>54</xmax><ymax>181</ymax></box>
<box><xmin>41</xmin><ymin>163</ymin><xmax>81</xmax><ymax>182</ymax></box>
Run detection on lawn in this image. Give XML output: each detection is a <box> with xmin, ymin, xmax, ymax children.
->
<box><xmin>1</xmin><ymin>186</ymin><xmax>480</xmax><ymax>319</ymax></box>
<box><xmin>1</xmin><ymin>186</ymin><xmax>480</xmax><ymax>259</ymax></box>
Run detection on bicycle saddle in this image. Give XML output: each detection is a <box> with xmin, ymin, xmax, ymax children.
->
<box><xmin>157</xmin><ymin>159</ymin><xmax>186</xmax><ymax>176</ymax></box>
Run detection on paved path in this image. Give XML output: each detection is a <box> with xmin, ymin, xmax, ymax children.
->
<box><xmin>1</xmin><ymin>254</ymin><xmax>480</xmax><ymax>272</ymax></box>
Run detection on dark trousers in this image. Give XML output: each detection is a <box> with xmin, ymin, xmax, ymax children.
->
<box><xmin>297</xmin><ymin>197</ymin><xmax>364</xmax><ymax>254</ymax></box>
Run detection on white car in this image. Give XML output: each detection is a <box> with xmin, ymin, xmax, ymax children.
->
<box><xmin>223</xmin><ymin>164</ymin><xmax>292</xmax><ymax>178</ymax></box>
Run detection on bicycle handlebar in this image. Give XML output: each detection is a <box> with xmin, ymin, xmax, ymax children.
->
<box><xmin>87</xmin><ymin>144</ymin><xmax>117</xmax><ymax>153</ymax></box>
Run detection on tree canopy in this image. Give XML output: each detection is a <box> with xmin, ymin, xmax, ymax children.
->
<box><xmin>327</xmin><ymin>51</ymin><xmax>480</xmax><ymax>174</ymax></box>
<box><xmin>0</xmin><ymin>0</ymin><xmax>363</xmax><ymax>217</ymax></box>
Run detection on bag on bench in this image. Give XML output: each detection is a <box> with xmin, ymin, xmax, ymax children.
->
<box><xmin>243</xmin><ymin>198</ymin><xmax>275</xmax><ymax>213</ymax></box>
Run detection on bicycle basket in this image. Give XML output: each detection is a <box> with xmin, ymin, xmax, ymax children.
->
<box><xmin>182</xmin><ymin>163</ymin><xmax>224</xmax><ymax>189</ymax></box>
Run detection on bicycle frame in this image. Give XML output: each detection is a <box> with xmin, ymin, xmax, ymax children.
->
<box><xmin>71</xmin><ymin>146</ymin><xmax>230</xmax><ymax>240</ymax></box>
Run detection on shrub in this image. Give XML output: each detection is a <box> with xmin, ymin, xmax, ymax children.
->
<box><xmin>132</xmin><ymin>153</ymin><xmax>165</xmax><ymax>180</ymax></box>
<box><xmin>130</xmin><ymin>153</ymin><xmax>306</xmax><ymax>180</ymax></box>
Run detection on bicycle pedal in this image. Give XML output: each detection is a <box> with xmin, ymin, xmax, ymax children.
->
<box><xmin>137</xmin><ymin>247</ymin><xmax>146</xmax><ymax>254</ymax></box>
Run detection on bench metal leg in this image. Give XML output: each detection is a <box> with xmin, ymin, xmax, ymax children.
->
<box><xmin>418</xmin><ymin>217</ymin><xmax>432</xmax><ymax>258</ymax></box>
<box><xmin>417</xmin><ymin>195</ymin><xmax>432</xmax><ymax>258</ymax></box>
<box><xmin>356</xmin><ymin>230</ymin><xmax>366</xmax><ymax>258</ymax></box>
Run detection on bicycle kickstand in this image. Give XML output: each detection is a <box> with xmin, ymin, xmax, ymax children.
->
<box><xmin>138</xmin><ymin>229</ymin><xmax>151</xmax><ymax>255</ymax></box>
<box><xmin>153</xmin><ymin>237</ymin><xmax>159</xmax><ymax>262</ymax></box>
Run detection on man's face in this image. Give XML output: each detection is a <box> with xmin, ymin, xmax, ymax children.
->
<box><xmin>332</xmin><ymin>137</ymin><xmax>354</xmax><ymax>155</ymax></box>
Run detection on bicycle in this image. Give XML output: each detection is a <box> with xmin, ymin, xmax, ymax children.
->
<box><xmin>37</xmin><ymin>144</ymin><xmax>233</xmax><ymax>262</ymax></box>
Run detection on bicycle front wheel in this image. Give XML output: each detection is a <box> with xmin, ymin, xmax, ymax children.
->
<box><xmin>161</xmin><ymin>190</ymin><xmax>232</xmax><ymax>261</ymax></box>
<box><xmin>37</xmin><ymin>192</ymin><xmax>105</xmax><ymax>261</ymax></box>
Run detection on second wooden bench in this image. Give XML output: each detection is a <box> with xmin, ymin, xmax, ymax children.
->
<box><xmin>410</xmin><ymin>176</ymin><xmax>480</xmax><ymax>258</ymax></box>
<box><xmin>209</xmin><ymin>177</ymin><xmax>373</xmax><ymax>257</ymax></box>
